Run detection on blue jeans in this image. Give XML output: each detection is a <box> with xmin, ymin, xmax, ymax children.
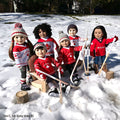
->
<box><xmin>94</xmin><ymin>55</ymin><xmax>106</xmax><ymax>65</ymax></box>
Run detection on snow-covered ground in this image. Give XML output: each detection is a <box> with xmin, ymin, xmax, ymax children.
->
<box><xmin>0</xmin><ymin>13</ymin><xmax>120</xmax><ymax>120</ymax></box>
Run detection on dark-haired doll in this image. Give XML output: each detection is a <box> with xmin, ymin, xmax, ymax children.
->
<box><xmin>28</xmin><ymin>23</ymin><xmax>59</xmax><ymax>74</ymax></box>
<box><xmin>90</xmin><ymin>25</ymin><xmax>118</xmax><ymax>74</ymax></box>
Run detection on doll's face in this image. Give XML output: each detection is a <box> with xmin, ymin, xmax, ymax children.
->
<box><xmin>94</xmin><ymin>29</ymin><xmax>103</xmax><ymax>39</ymax></box>
<box><xmin>14</xmin><ymin>35</ymin><xmax>26</xmax><ymax>44</ymax></box>
<box><xmin>39</xmin><ymin>29</ymin><xmax>47</xmax><ymax>38</ymax></box>
<box><xmin>68</xmin><ymin>28</ymin><xmax>77</xmax><ymax>36</ymax></box>
<box><xmin>60</xmin><ymin>39</ymin><xmax>70</xmax><ymax>47</ymax></box>
<box><xmin>35</xmin><ymin>47</ymin><xmax>46</xmax><ymax>58</ymax></box>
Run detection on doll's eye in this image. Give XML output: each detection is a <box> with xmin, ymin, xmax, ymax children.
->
<box><xmin>15</xmin><ymin>36</ymin><xmax>18</xmax><ymax>39</ymax></box>
<box><xmin>21</xmin><ymin>36</ymin><xmax>24</xmax><ymax>39</ymax></box>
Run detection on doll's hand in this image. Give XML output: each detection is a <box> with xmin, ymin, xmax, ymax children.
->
<box><xmin>114</xmin><ymin>35</ymin><xmax>118</xmax><ymax>42</ymax></box>
<box><xmin>58</xmin><ymin>66</ymin><xmax>64</xmax><ymax>75</ymax></box>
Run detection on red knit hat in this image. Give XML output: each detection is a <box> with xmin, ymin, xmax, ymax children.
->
<box><xmin>11</xmin><ymin>23</ymin><xmax>27</xmax><ymax>38</ymax></box>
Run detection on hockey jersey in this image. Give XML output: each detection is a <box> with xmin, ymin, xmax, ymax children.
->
<box><xmin>69</xmin><ymin>35</ymin><xmax>84</xmax><ymax>51</ymax></box>
<box><xmin>34</xmin><ymin>56</ymin><xmax>60</xmax><ymax>79</ymax></box>
<box><xmin>90</xmin><ymin>37</ymin><xmax>114</xmax><ymax>57</ymax></box>
<box><xmin>38</xmin><ymin>37</ymin><xmax>59</xmax><ymax>56</ymax></box>
<box><xmin>13</xmin><ymin>43</ymin><xmax>30</xmax><ymax>67</ymax></box>
<box><xmin>58</xmin><ymin>46</ymin><xmax>76</xmax><ymax>65</ymax></box>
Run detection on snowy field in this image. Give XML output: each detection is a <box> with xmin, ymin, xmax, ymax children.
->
<box><xmin>0</xmin><ymin>13</ymin><xmax>120</xmax><ymax>120</ymax></box>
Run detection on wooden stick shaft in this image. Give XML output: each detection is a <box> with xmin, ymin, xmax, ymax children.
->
<box><xmin>70</xmin><ymin>51</ymin><xmax>81</xmax><ymax>81</ymax></box>
<box><xmin>83</xmin><ymin>58</ymin><xmax>87</xmax><ymax>73</ymax></box>
<box><xmin>98</xmin><ymin>53</ymin><xmax>109</xmax><ymax>75</ymax></box>
<box><xmin>87</xmin><ymin>47</ymin><xmax>89</xmax><ymax>72</ymax></box>
<box><xmin>98</xmin><ymin>38</ymin><xmax>116</xmax><ymax>75</ymax></box>
<box><xmin>58</xmin><ymin>68</ymin><xmax>62</xmax><ymax>104</ymax></box>
<box><xmin>36</xmin><ymin>69</ymin><xmax>68</xmax><ymax>85</ymax></box>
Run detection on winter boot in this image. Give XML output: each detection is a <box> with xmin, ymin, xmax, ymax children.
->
<box><xmin>72</xmin><ymin>74</ymin><xmax>83</xmax><ymax>86</ymax></box>
<box><xmin>89</xmin><ymin>59</ymin><xmax>94</xmax><ymax>71</ymax></box>
<box><xmin>21</xmin><ymin>82</ymin><xmax>31</xmax><ymax>91</ymax></box>
<box><xmin>61</xmin><ymin>84</ymin><xmax>71</xmax><ymax>95</ymax></box>
<box><xmin>93</xmin><ymin>64</ymin><xmax>99</xmax><ymax>74</ymax></box>
<box><xmin>102</xmin><ymin>63</ymin><xmax>108</xmax><ymax>73</ymax></box>
<box><xmin>48</xmin><ymin>87</ymin><xmax>59</xmax><ymax>97</ymax></box>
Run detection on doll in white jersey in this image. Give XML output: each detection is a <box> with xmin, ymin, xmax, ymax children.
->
<box><xmin>67</xmin><ymin>24</ymin><xmax>86</xmax><ymax>67</ymax></box>
<box><xmin>9</xmin><ymin>23</ymin><xmax>33</xmax><ymax>91</ymax></box>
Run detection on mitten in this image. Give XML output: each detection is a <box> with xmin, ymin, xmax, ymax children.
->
<box><xmin>114</xmin><ymin>35</ymin><xmax>118</xmax><ymax>42</ymax></box>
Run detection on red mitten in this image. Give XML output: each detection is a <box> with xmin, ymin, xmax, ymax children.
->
<box><xmin>114</xmin><ymin>35</ymin><xmax>118</xmax><ymax>42</ymax></box>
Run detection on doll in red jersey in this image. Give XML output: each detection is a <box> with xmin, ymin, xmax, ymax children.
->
<box><xmin>34</xmin><ymin>42</ymin><xmax>63</xmax><ymax>96</ymax></box>
<box><xmin>9</xmin><ymin>23</ymin><xmax>33</xmax><ymax>91</ymax></box>
<box><xmin>28</xmin><ymin>23</ymin><xmax>59</xmax><ymax>74</ymax></box>
<box><xmin>90</xmin><ymin>25</ymin><xmax>118</xmax><ymax>74</ymax></box>
<box><xmin>67</xmin><ymin>24</ymin><xmax>86</xmax><ymax>66</ymax></box>
<box><xmin>58</xmin><ymin>31</ymin><xmax>83</xmax><ymax>86</ymax></box>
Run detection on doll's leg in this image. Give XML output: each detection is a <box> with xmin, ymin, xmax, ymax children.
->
<box><xmin>65</xmin><ymin>62</ymin><xmax>76</xmax><ymax>75</ymax></box>
<box><xmin>93</xmin><ymin>56</ymin><xmax>99</xmax><ymax>74</ymax></box>
<box><xmin>75</xmin><ymin>51</ymin><xmax>83</xmax><ymax>67</ymax></box>
<box><xmin>19</xmin><ymin>66</ymin><xmax>30</xmax><ymax>90</ymax></box>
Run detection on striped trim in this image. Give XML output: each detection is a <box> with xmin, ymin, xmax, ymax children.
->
<box><xmin>20</xmin><ymin>78</ymin><xmax>26</xmax><ymax>84</ymax></box>
<box><xmin>11</xmin><ymin>32</ymin><xmax>27</xmax><ymax>36</ymax></box>
<box><xmin>59</xmin><ymin>37</ymin><xmax>69</xmax><ymax>43</ymax></box>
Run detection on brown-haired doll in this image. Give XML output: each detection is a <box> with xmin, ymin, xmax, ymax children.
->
<box><xmin>9</xmin><ymin>23</ymin><xmax>33</xmax><ymax>90</ymax></box>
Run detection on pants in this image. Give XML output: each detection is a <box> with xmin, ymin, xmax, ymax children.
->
<box><xmin>65</xmin><ymin>62</ymin><xmax>76</xmax><ymax>75</ymax></box>
<box><xmin>47</xmin><ymin>72</ymin><xmax>59</xmax><ymax>88</ymax></box>
<box><xmin>94</xmin><ymin>55</ymin><xmax>106</xmax><ymax>65</ymax></box>
<box><xmin>19</xmin><ymin>65</ymin><xmax>29</xmax><ymax>79</ymax></box>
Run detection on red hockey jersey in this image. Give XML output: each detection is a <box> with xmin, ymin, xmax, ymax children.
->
<box><xmin>34</xmin><ymin>56</ymin><xmax>60</xmax><ymax>79</ymax></box>
<box><xmin>58</xmin><ymin>46</ymin><xmax>76</xmax><ymax>65</ymax></box>
<box><xmin>38</xmin><ymin>37</ymin><xmax>59</xmax><ymax>56</ymax></box>
<box><xmin>90</xmin><ymin>37</ymin><xmax>114</xmax><ymax>57</ymax></box>
<box><xmin>69</xmin><ymin>35</ymin><xmax>84</xmax><ymax>51</ymax></box>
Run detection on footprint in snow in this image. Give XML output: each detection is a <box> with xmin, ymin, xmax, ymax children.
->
<box><xmin>2</xmin><ymin>63</ymin><xmax>15</xmax><ymax>67</ymax></box>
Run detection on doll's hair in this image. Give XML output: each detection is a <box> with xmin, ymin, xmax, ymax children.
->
<box><xmin>33</xmin><ymin>23</ymin><xmax>52</xmax><ymax>39</ymax></box>
<box><xmin>91</xmin><ymin>25</ymin><xmax>107</xmax><ymax>43</ymax></box>
<box><xmin>8</xmin><ymin>37</ymin><xmax>34</xmax><ymax>61</ymax></box>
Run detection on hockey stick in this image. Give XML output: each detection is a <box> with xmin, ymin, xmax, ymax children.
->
<box><xmin>98</xmin><ymin>38</ymin><xmax>116</xmax><ymax>75</ymax></box>
<box><xmin>70</xmin><ymin>37</ymin><xmax>88</xmax><ymax>82</ymax></box>
<box><xmin>84</xmin><ymin>46</ymin><xmax>90</xmax><ymax>76</ymax></box>
<box><xmin>58</xmin><ymin>68</ymin><xmax>63</xmax><ymax>104</ymax></box>
<box><xmin>36</xmin><ymin>69</ymin><xmax>78</xmax><ymax>88</ymax></box>
<box><xmin>70</xmin><ymin>50</ymin><xmax>81</xmax><ymax>83</ymax></box>
<box><xmin>48</xmin><ymin>68</ymin><xmax>63</xmax><ymax>112</ymax></box>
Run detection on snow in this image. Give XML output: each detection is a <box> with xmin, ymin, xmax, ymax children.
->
<box><xmin>0</xmin><ymin>13</ymin><xmax>120</xmax><ymax>120</ymax></box>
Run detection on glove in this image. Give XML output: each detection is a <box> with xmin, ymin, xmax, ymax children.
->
<box><xmin>114</xmin><ymin>35</ymin><xmax>118</xmax><ymax>42</ymax></box>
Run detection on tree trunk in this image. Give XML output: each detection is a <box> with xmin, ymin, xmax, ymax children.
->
<box><xmin>16</xmin><ymin>91</ymin><xmax>29</xmax><ymax>104</ymax></box>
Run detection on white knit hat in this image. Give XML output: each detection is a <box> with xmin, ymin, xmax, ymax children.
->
<box><xmin>34</xmin><ymin>42</ymin><xmax>47</xmax><ymax>51</ymax></box>
<box><xmin>11</xmin><ymin>23</ymin><xmax>27</xmax><ymax>38</ymax></box>
<box><xmin>59</xmin><ymin>31</ymin><xmax>69</xmax><ymax>43</ymax></box>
